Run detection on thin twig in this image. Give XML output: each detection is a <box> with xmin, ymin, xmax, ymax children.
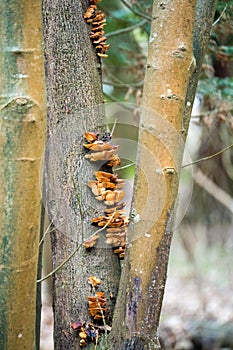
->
<box><xmin>110</xmin><ymin>118</ymin><xmax>117</xmax><ymax>136</ymax></box>
<box><xmin>39</xmin><ymin>220</ymin><xmax>53</xmax><ymax>246</ymax></box>
<box><xmin>120</xmin><ymin>0</ymin><xmax>151</xmax><ymax>21</ymax></box>
<box><xmin>103</xmin><ymin>80</ymin><xmax>144</xmax><ymax>88</ymax></box>
<box><xmin>104</xmin><ymin>92</ymin><xmax>135</xmax><ymax>112</ymax></box>
<box><xmin>182</xmin><ymin>143</ymin><xmax>233</xmax><ymax>168</ymax></box>
<box><xmin>212</xmin><ymin>5</ymin><xmax>227</xmax><ymax>27</ymax></box>
<box><xmin>193</xmin><ymin>168</ymin><xmax>233</xmax><ymax>214</ymax></box>
<box><xmin>39</xmin><ymin>214</ymin><xmax>67</xmax><ymax>246</ymax></box>
<box><xmin>95</xmin><ymin>333</ymin><xmax>98</xmax><ymax>350</ymax></box>
<box><xmin>106</xmin><ymin>19</ymin><xmax>147</xmax><ymax>38</ymax></box>
<box><xmin>104</xmin><ymin>92</ymin><xmax>120</xmax><ymax>103</ymax></box>
<box><xmin>37</xmin><ymin>209</ymin><xmax>118</xmax><ymax>283</ymax></box>
<box><xmin>83</xmin><ymin>208</ymin><xmax>117</xmax><ymax>243</ymax></box>
<box><xmin>191</xmin><ymin>107</ymin><xmax>233</xmax><ymax>119</ymax></box>
<box><xmin>38</xmin><ymin>217</ymin><xmax>64</xmax><ymax>246</ymax></box>
<box><xmin>36</xmin><ymin>243</ymin><xmax>83</xmax><ymax>283</ymax></box>
<box><xmin>92</xmin><ymin>286</ymin><xmax>108</xmax><ymax>336</ymax></box>
<box><xmin>114</xmin><ymin>162</ymin><xmax>135</xmax><ymax>171</ymax></box>
<box><xmin>105</xmin><ymin>70</ymin><xmax>144</xmax><ymax>88</ymax></box>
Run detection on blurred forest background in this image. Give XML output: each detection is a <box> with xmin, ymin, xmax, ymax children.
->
<box><xmin>41</xmin><ymin>0</ymin><xmax>233</xmax><ymax>349</ymax></box>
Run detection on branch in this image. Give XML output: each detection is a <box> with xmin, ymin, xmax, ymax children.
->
<box><xmin>104</xmin><ymin>92</ymin><xmax>120</xmax><ymax>102</ymax></box>
<box><xmin>37</xmin><ymin>208</ymin><xmax>118</xmax><ymax>283</ymax></box>
<box><xmin>103</xmin><ymin>80</ymin><xmax>144</xmax><ymax>88</ymax></box>
<box><xmin>36</xmin><ymin>243</ymin><xmax>83</xmax><ymax>283</ymax></box>
<box><xmin>182</xmin><ymin>143</ymin><xmax>233</xmax><ymax>168</ymax></box>
<box><xmin>193</xmin><ymin>168</ymin><xmax>233</xmax><ymax>213</ymax></box>
<box><xmin>104</xmin><ymin>70</ymin><xmax>144</xmax><ymax>89</ymax></box>
<box><xmin>212</xmin><ymin>5</ymin><xmax>227</xmax><ymax>27</ymax></box>
<box><xmin>191</xmin><ymin>107</ymin><xmax>233</xmax><ymax>119</ymax></box>
<box><xmin>106</xmin><ymin>19</ymin><xmax>147</xmax><ymax>38</ymax></box>
<box><xmin>114</xmin><ymin>162</ymin><xmax>135</xmax><ymax>171</ymax></box>
<box><xmin>120</xmin><ymin>0</ymin><xmax>151</xmax><ymax>21</ymax></box>
<box><xmin>38</xmin><ymin>216</ymin><xmax>62</xmax><ymax>246</ymax></box>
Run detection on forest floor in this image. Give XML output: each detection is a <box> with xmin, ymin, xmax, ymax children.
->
<box><xmin>40</xmin><ymin>223</ymin><xmax>233</xmax><ymax>350</ymax></box>
<box><xmin>160</xmin><ymin>223</ymin><xmax>233</xmax><ymax>349</ymax></box>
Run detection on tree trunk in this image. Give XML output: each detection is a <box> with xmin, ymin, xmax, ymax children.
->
<box><xmin>110</xmin><ymin>1</ymin><xmax>216</xmax><ymax>349</ymax></box>
<box><xmin>0</xmin><ymin>1</ymin><xmax>46</xmax><ymax>349</ymax></box>
<box><xmin>42</xmin><ymin>1</ymin><xmax>121</xmax><ymax>349</ymax></box>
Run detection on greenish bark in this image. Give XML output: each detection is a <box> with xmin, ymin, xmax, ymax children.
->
<box><xmin>0</xmin><ymin>1</ymin><xmax>46</xmax><ymax>349</ymax></box>
<box><xmin>42</xmin><ymin>1</ymin><xmax>121</xmax><ymax>349</ymax></box>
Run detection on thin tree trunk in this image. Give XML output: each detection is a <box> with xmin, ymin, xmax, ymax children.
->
<box><xmin>110</xmin><ymin>1</ymin><xmax>216</xmax><ymax>349</ymax></box>
<box><xmin>0</xmin><ymin>1</ymin><xmax>46</xmax><ymax>349</ymax></box>
<box><xmin>42</xmin><ymin>1</ymin><xmax>121</xmax><ymax>349</ymax></box>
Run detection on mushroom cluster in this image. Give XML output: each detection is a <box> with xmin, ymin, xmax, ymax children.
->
<box><xmin>88</xmin><ymin>171</ymin><xmax>125</xmax><ymax>205</ymax></box>
<box><xmin>71</xmin><ymin>276</ymin><xmax>111</xmax><ymax>347</ymax></box>
<box><xmin>83</xmin><ymin>132</ymin><xmax>120</xmax><ymax>167</ymax></box>
<box><xmin>84</xmin><ymin>0</ymin><xmax>110</xmax><ymax>58</ymax></box>
<box><xmin>83</xmin><ymin>131</ymin><xmax>129</xmax><ymax>259</ymax></box>
<box><xmin>87</xmin><ymin>292</ymin><xmax>108</xmax><ymax>321</ymax></box>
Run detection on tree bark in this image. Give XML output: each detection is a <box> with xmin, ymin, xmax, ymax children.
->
<box><xmin>42</xmin><ymin>1</ymin><xmax>121</xmax><ymax>349</ymax></box>
<box><xmin>110</xmin><ymin>1</ymin><xmax>216</xmax><ymax>349</ymax></box>
<box><xmin>0</xmin><ymin>1</ymin><xmax>46</xmax><ymax>349</ymax></box>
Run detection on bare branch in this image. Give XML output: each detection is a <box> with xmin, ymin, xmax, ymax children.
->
<box><xmin>120</xmin><ymin>0</ymin><xmax>151</xmax><ymax>21</ymax></box>
<box><xmin>103</xmin><ymin>80</ymin><xmax>144</xmax><ymax>88</ymax></box>
<box><xmin>193</xmin><ymin>168</ymin><xmax>233</xmax><ymax>213</ymax></box>
<box><xmin>106</xmin><ymin>19</ymin><xmax>147</xmax><ymax>38</ymax></box>
<box><xmin>191</xmin><ymin>107</ymin><xmax>233</xmax><ymax>119</ymax></box>
<box><xmin>212</xmin><ymin>5</ymin><xmax>227</xmax><ymax>27</ymax></box>
<box><xmin>104</xmin><ymin>92</ymin><xmax>120</xmax><ymax>102</ymax></box>
<box><xmin>37</xmin><ymin>208</ymin><xmax>118</xmax><ymax>284</ymax></box>
<box><xmin>182</xmin><ymin>143</ymin><xmax>233</xmax><ymax>168</ymax></box>
<box><xmin>114</xmin><ymin>162</ymin><xmax>135</xmax><ymax>171</ymax></box>
<box><xmin>36</xmin><ymin>243</ymin><xmax>83</xmax><ymax>283</ymax></box>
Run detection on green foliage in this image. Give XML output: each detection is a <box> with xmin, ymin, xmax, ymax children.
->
<box><xmin>100</xmin><ymin>0</ymin><xmax>151</xmax><ymax>102</ymax></box>
<box><xmin>216</xmin><ymin>0</ymin><xmax>233</xmax><ymax>15</ymax></box>
<box><xmin>100</xmin><ymin>0</ymin><xmax>233</xmax><ymax>108</ymax></box>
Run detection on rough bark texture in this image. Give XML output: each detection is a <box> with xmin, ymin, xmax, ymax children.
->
<box><xmin>0</xmin><ymin>1</ymin><xmax>46</xmax><ymax>349</ymax></box>
<box><xmin>110</xmin><ymin>1</ymin><xmax>216</xmax><ymax>349</ymax></box>
<box><xmin>42</xmin><ymin>1</ymin><xmax>121</xmax><ymax>349</ymax></box>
